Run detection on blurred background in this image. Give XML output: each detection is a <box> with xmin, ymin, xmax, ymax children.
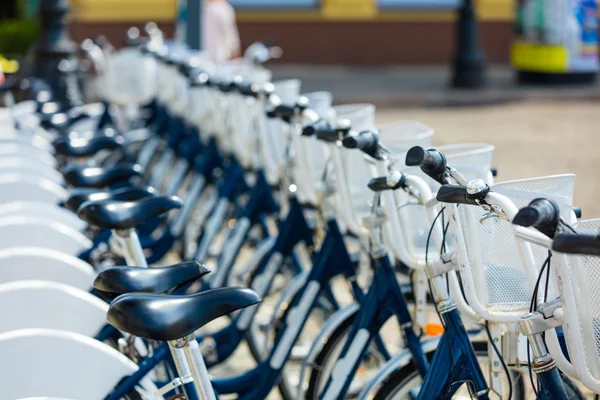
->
<box><xmin>2</xmin><ymin>0</ymin><xmax>600</xmax><ymax>216</ymax></box>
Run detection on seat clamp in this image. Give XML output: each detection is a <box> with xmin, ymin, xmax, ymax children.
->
<box><xmin>154</xmin><ymin>375</ymin><xmax>194</xmax><ymax>397</ymax></box>
<box><xmin>171</xmin><ymin>335</ymin><xmax>191</xmax><ymax>349</ymax></box>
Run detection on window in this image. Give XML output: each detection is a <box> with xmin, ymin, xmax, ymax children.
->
<box><xmin>229</xmin><ymin>0</ymin><xmax>318</xmax><ymax>9</ymax></box>
<box><xmin>378</xmin><ymin>0</ymin><xmax>460</xmax><ymax>9</ymax></box>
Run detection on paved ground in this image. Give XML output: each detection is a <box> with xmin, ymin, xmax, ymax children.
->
<box><xmin>271</xmin><ymin>65</ymin><xmax>600</xmax><ymax>108</ymax></box>
<box><xmin>376</xmin><ymin>100</ymin><xmax>600</xmax><ymax>218</ymax></box>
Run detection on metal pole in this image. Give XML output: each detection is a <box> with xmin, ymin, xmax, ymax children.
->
<box><xmin>28</xmin><ymin>0</ymin><xmax>82</xmax><ymax>106</ymax></box>
<box><xmin>186</xmin><ymin>0</ymin><xmax>202</xmax><ymax>50</ymax></box>
<box><xmin>450</xmin><ymin>0</ymin><xmax>486</xmax><ymax>88</ymax></box>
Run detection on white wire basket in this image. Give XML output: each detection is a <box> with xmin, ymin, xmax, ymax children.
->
<box><xmin>215</xmin><ymin>65</ymin><xmax>272</xmax><ymax>161</ymax></box>
<box><xmin>391</xmin><ymin>143</ymin><xmax>495</xmax><ymax>268</ymax></box>
<box><xmin>255</xmin><ymin>79</ymin><xmax>301</xmax><ymax>186</ymax></box>
<box><xmin>452</xmin><ymin>174</ymin><xmax>575</xmax><ymax>322</ymax></box>
<box><xmin>102</xmin><ymin>47</ymin><xmax>158</xmax><ymax>107</ymax></box>
<box><xmin>327</xmin><ymin>104</ymin><xmax>377</xmax><ymax>237</ymax></box>
<box><xmin>552</xmin><ymin>218</ymin><xmax>600</xmax><ymax>392</ymax></box>
<box><xmin>378</xmin><ymin>120</ymin><xmax>434</xmax><ymax>158</ymax></box>
<box><xmin>291</xmin><ymin>91</ymin><xmax>335</xmax><ymax>206</ymax></box>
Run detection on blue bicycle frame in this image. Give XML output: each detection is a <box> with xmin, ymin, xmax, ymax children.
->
<box><xmin>318</xmin><ymin>249</ymin><xmax>429</xmax><ymax>400</ymax></box>
<box><xmin>103</xmin><ymin>199</ymin><xmax>351</xmax><ymax>399</ymax></box>
<box><xmin>208</xmin><ymin>217</ymin><xmax>356</xmax><ymax>399</ymax></box>
<box><xmin>417</xmin><ymin>304</ymin><xmax>490</xmax><ymax>399</ymax></box>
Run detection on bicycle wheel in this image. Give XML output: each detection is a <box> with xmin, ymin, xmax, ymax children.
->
<box><xmin>305</xmin><ymin>312</ymin><xmax>390</xmax><ymax>400</ymax></box>
<box><xmin>373</xmin><ymin>341</ymin><xmax>527</xmax><ymax>400</ymax></box>
<box><xmin>245</xmin><ymin>281</ymin><xmax>337</xmax><ymax>400</ymax></box>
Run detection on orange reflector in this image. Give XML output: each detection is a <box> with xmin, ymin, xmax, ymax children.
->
<box><xmin>424</xmin><ymin>323</ymin><xmax>444</xmax><ymax>336</ymax></box>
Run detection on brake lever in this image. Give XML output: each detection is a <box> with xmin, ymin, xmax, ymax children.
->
<box><xmin>447</xmin><ymin>167</ymin><xmax>468</xmax><ymax>186</ymax></box>
<box><xmin>478</xmin><ymin>204</ymin><xmax>509</xmax><ymax>224</ymax></box>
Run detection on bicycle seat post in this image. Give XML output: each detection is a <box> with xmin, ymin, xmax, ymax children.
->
<box><xmin>113</xmin><ymin>228</ymin><xmax>148</xmax><ymax>268</ymax></box>
<box><xmin>176</xmin><ymin>333</ymin><xmax>216</xmax><ymax>400</ymax></box>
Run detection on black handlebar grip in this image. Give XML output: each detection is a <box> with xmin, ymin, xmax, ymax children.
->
<box><xmin>342</xmin><ymin>130</ymin><xmax>380</xmax><ymax>159</ymax></box>
<box><xmin>552</xmin><ymin>232</ymin><xmax>600</xmax><ymax>256</ymax></box>
<box><xmin>266</xmin><ymin>104</ymin><xmax>296</xmax><ymax>121</ymax></box>
<box><xmin>367</xmin><ymin>174</ymin><xmax>406</xmax><ymax>192</ymax></box>
<box><xmin>513</xmin><ymin>198</ymin><xmax>560</xmax><ymax>238</ymax></box>
<box><xmin>573</xmin><ymin>206</ymin><xmax>582</xmax><ymax>219</ymax></box>
<box><xmin>436</xmin><ymin>185</ymin><xmax>479</xmax><ymax>205</ymax></box>
<box><xmin>315</xmin><ymin>128</ymin><xmax>342</xmax><ymax>143</ymax></box>
<box><xmin>342</xmin><ymin>130</ymin><xmax>377</xmax><ymax>150</ymax></box>
<box><xmin>302</xmin><ymin>119</ymin><xmax>327</xmax><ymax>137</ymax></box>
<box><xmin>235</xmin><ymin>82</ymin><xmax>259</xmax><ymax>98</ymax></box>
<box><xmin>406</xmin><ymin>146</ymin><xmax>447</xmax><ymax>184</ymax></box>
<box><xmin>405</xmin><ymin>146</ymin><xmax>426</xmax><ymax>167</ymax></box>
<box><xmin>513</xmin><ymin>198</ymin><xmax>560</xmax><ymax>228</ymax></box>
<box><xmin>491</xmin><ymin>168</ymin><xmax>498</xmax><ymax>177</ymax></box>
<box><xmin>405</xmin><ymin>146</ymin><xmax>447</xmax><ymax>173</ymax></box>
<box><xmin>217</xmin><ymin>81</ymin><xmax>234</xmax><ymax>93</ymax></box>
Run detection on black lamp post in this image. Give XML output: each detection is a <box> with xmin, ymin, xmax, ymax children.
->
<box><xmin>451</xmin><ymin>0</ymin><xmax>486</xmax><ymax>89</ymax></box>
<box><xmin>28</xmin><ymin>0</ymin><xmax>82</xmax><ymax>106</ymax></box>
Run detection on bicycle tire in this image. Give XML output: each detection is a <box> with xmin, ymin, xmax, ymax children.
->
<box><xmin>306</xmin><ymin>312</ymin><xmax>387</xmax><ymax>400</ymax></box>
<box><xmin>373</xmin><ymin>341</ymin><xmax>526</xmax><ymax>400</ymax></box>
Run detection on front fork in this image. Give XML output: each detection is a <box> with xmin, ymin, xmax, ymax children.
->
<box><xmin>418</xmin><ymin>302</ymin><xmax>490</xmax><ymax>400</ymax></box>
<box><xmin>520</xmin><ymin>311</ymin><xmax>570</xmax><ymax>400</ymax></box>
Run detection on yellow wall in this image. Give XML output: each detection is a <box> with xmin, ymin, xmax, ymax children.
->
<box><xmin>70</xmin><ymin>0</ymin><xmax>515</xmax><ymax>23</ymax></box>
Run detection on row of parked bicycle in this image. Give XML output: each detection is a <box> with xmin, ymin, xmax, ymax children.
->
<box><xmin>2</xmin><ymin>23</ymin><xmax>600</xmax><ymax>400</ymax></box>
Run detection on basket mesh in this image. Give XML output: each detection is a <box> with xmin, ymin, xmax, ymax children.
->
<box><xmin>458</xmin><ymin>175</ymin><xmax>575</xmax><ymax>313</ymax></box>
<box><xmin>394</xmin><ymin>144</ymin><xmax>493</xmax><ymax>266</ymax></box>
<box><xmin>562</xmin><ymin>219</ymin><xmax>600</xmax><ymax>380</ymax></box>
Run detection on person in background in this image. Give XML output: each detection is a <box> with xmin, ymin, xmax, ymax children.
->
<box><xmin>202</xmin><ymin>0</ymin><xmax>241</xmax><ymax>61</ymax></box>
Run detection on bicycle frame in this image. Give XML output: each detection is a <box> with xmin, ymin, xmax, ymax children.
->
<box><xmin>318</xmin><ymin>249</ymin><xmax>428</xmax><ymax>400</ymax></box>
<box><xmin>209</xmin><ymin>218</ymin><xmax>356</xmax><ymax>399</ymax></box>
<box><xmin>103</xmin><ymin>199</ymin><xmax>359</xmax><ymax>400</ymax></box>
<box><xmin>417</xmin><ymin>304</ymin><xmax>489</xmax><ymax>399</ymax></box>
<box><xmin>206</xmin><ymin>169</ymin><xmax>278</xmax><ymax>289</ymax></box>
<box><xmin>193</xmin><ymin>156</ymin><xmax>247</xmax><ymax>262</ymax></box>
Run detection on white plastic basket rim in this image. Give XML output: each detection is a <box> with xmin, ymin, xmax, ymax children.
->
<box><xmin>377</xmin><ymin>120</ymin><xmax>434</xmax><ymax>141</ymax></box>
<box><xmin>333</xmin><ymin>104</ymin><xmax>376</xmax><ymax>131</ymax></box>
<box><xmin>303</xmin><ymin>91</ymin><xmax>333</xmax><ymax>110</ymax></box>
<box><xmin>492</xmin><ymin>174</ymin><xmax>576</xmax><ymax>207</ymax></box>
<box><xmin>274</xmin><ymin>79</ymin><xmax>301</xmax><ymax>103</ymax></box>
<box><xmin>439</xmin><ymin>142</ymin><xmax>496</xmax><ymax>159</ymax></box>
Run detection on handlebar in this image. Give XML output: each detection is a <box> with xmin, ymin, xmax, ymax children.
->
<box><xmin>368</xmin><ymin>172</ymin><xmax>406</xmax><ymax>192</ymax></box>
<box><xmin>512</xmin><ymin>198</ymin><xmax>560</xmax><ymax>238</ymax></box>
<box><xmin>436</xmin><ymin>185</ymin><xmax>480</xmax><ymax>205</ymax></box>
<box><xmin>405</xmin><ymin>146</ymin><xmax>447</xmax><ymax>185</ymax></box>
<box><xmin>189</xmin><ymin>71</ymin><xmax>211</xmax><ymax>87</ymax></box>
<box><xmin>217</xmin><ymin>80</ymin><xmax>235</xmax><ymax>93</ymax></box>
<box><xmin>552</xmin><ymin>232</ymin><xmax>600</xmax><ymax>256</ymax></box>
<box><xmin>266</xmin><ymin>98</ymin><xmax>308</xmax><ymax>122</ymax></box>
<box><xmin>341</xmin><ymin>130</ymin><xmax>381</xmax><ymax>159</ymax></box>
<box><xmin>234</xmin><ymin>81</ymin><xmax>260</xmax><ymax>98</ymax></box>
